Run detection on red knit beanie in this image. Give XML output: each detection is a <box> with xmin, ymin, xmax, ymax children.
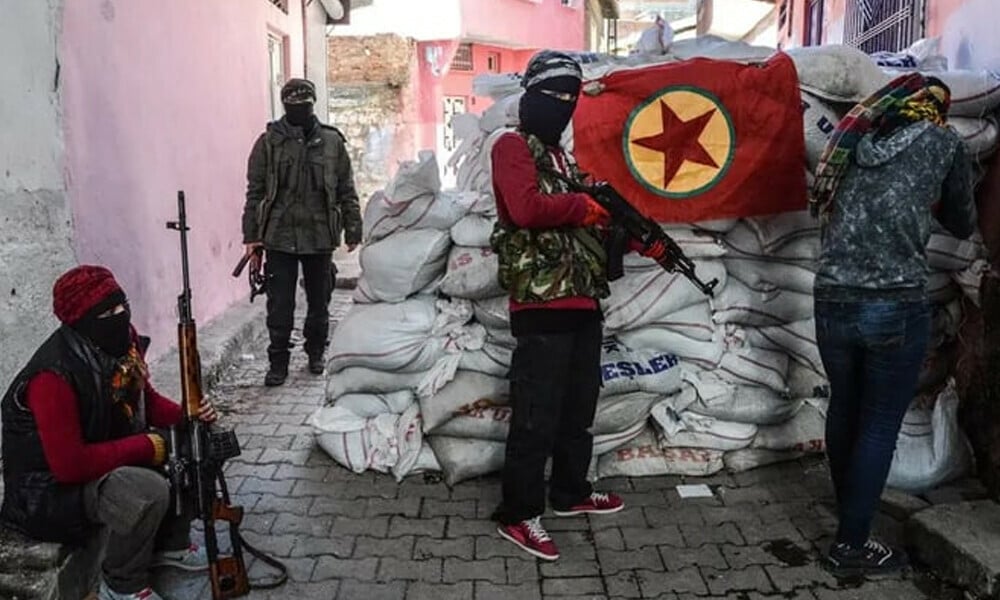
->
<box><xmin>52</xmin><ymin>265</ymin><xmax>124</xmax><ymax>325</ymax></box>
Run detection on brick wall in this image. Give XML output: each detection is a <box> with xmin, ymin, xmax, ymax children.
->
<box><xmin>327</xmin><ymin>34</ymin><xmax>418</xmax><ymax>207</ymax></box>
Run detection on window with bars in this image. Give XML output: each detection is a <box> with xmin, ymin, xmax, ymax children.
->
<box><xmin>452</xmin><ymin>43</ymin><xmax>474</xmax><ymax>72</ymax></box>
<box><xmin>845</xmin><ymin>0</ymin><xmax>925</xmax><ymax>53</ymax></box>
<box><xmin>805</xmin><ymin>0</ymin><xmax>824</xmax><ymax>46</ymax></box>
<box><xmin>268</xmin><ymin>0</ymin><xmax>289</xmax><ymax>13</ymax></box>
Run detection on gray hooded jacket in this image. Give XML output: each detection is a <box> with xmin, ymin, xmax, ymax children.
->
<box><xmin>815</xmin><ymin>121</ymin><xmax>977</xmax><ymax>302</ymax></box>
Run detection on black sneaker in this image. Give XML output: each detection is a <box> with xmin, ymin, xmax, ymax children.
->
<box><xmin>825</xmin><ymin>539</ymin><xmax>908</xmax><ymax>576</ymax></box>
<box><xmin>308</xmin><ymin>356</ymin><xmax>325</xmax><ymax>375</ymax></box>
<box><xmin>264</xmin><ymin>365</ymin><xmax>288</xmax><ymax>387</ymax></box>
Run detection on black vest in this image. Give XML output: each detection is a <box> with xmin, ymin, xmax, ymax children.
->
<box><xmin>0</xmin><ymin>327</ymin><xmax>147</xmax><ymax>544</ymax></box>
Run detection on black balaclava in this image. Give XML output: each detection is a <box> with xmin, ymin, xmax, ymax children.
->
<box><xmin>73</xmin><ymin>290</ymin><xmax>132</xmax><ymax>358</ymax></box>
<box><xmin>518</xmin><ymin>51</ymin><xmax>584</xmax><ymax>147</ymax></box>
<box><xmin>280</xmin><ymin>78</ymin><xmax>318</xmax><ymax>129</ymax></box>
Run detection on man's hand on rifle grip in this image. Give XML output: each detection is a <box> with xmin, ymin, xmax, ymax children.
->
<box><xmin>582</xmin><ymin>197</ymin><xmax>611</xmax><ymax>227</ymax></box>
<box><xmin>640</xmin><ymin>239</ymin><xmax>669</xmax><ymax>262</ymax></box>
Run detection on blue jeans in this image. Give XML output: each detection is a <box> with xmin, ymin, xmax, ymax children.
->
<box><xmin>815</xmin><ymin>299</ymin><xmax>931</xmax><ymax>548</ymax></box>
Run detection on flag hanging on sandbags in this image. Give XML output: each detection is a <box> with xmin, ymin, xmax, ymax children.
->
<box><xmin>572</xmin><ymin>52</ymin><xmax>808</xmax><ymax>223</ymax></box>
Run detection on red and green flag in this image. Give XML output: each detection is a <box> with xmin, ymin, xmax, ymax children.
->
<box><xmin>572</xmin><ymin>52</ymin><xmax>808</xmax><ymax>223</ymax></box>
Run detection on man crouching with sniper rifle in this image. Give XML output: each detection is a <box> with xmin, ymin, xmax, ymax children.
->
<box><xmin>489</xmin><ymin>51</ymin><xmax>713</xmax><ymax>561</ymax></box>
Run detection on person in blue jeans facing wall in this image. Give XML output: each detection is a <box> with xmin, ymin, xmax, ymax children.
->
<box><xmin>810</xmin><ymin>73</ymin><xmax>977</xmax><ymax>575</ymax></box>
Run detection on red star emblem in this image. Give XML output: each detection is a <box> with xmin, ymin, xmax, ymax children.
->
<box><xmin>632</xmin><ymin>100</ymin><xmax>719</xmax><ymax>186</ymax></box>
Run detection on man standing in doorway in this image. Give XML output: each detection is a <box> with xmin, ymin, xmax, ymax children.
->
<box><xmin>242</xmin><ymin>78</ymin><xmax>363</xmax><ymax>386</ymax></box>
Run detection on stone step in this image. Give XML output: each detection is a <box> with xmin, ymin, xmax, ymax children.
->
<box><xmin>907</xmin><ymin>500</ymin><xmax>1000</xmax><ymax>599</ymax></box>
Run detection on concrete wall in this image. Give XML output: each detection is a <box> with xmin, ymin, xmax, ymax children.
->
<box><xmin>0</xmin><ymin>0</ymin><xmax>78</xmax><ymax>399</ymax></box>
<box><xmin>58</xmin><ymin>0</ymin><xmax>313</xmax><ymax>360</ymax></box>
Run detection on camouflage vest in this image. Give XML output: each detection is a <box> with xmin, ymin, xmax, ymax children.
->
<box><xmin>490</xmin><ymin>133</ymin><xmax>610</xmax><ymax>303</ymax></box>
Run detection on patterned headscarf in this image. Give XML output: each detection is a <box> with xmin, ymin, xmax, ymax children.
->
<box><xmin>810</xmin><ymin>73</ymin><xmax>951</xmax><ymax>219</ymax></box>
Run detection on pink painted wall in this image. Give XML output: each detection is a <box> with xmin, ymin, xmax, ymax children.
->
<box><xmin>60</xmin><ymin>0</ymin><xmax>306</xmax><ymax>359</ymax></box>
<box><xmin>929</xmin><ymin>0</ymin><xmax>1000</xmax><ymax>71</ymax></box>
<box><xmin>460</xmin><ymin>0</ymin><xmax>586</xmax><ymax>51</ymax></box>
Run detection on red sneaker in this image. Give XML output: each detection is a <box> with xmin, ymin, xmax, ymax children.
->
<box><xmin>497</xmin><ymin>517</ymin><xmax>560</xmax><ymax>561</ymax></box>
<box><xmin>553</xmin><ymin>491</ymin><xmax>625</xmax><ymax>516</ymax></box>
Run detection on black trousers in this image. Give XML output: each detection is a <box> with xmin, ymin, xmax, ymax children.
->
<box><xmin>498</xmin><ymin>318</ymin><xmax>602</xmax><ymax>525</ymax></box>
<box><xmin>264</xmin><ymin>250</ymin><xmax>334</xmax><ymax>367</ymax></box>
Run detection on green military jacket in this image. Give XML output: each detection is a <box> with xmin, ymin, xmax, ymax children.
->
<box><xmin>242</xmin><ymin>117</ymin><xmax>363</xmax><ymax>254</ymax></box>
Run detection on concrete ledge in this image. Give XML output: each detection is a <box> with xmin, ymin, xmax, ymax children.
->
<box><xmin>907</xmin><ymin>500</ymin><xmax>1000</xmax><ymax>599</ymax></box>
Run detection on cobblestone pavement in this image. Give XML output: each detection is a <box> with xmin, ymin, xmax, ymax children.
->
<box><xmin>158</xmin><ymin>291</ymin><xmax>961</xmax><ymax>599</ymax></box>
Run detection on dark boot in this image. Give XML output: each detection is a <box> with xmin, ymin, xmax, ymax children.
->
<box><xmin>308</xmin><ymin>355</ymin><xmax>325</xmax><ymax>375</ymax></box>
<box><xmin>265</xmin><ymin>362</ymin><xmax>288</xmax><ymax>387</ymax></box>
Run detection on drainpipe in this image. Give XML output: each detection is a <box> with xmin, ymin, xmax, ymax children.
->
<box><xmin>302</xmin><ymin>0</ymin><xmax>309</xmax><ymax>75</ymax></box>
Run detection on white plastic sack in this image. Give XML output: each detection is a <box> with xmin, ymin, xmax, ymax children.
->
<box><xmin>440</xmin><ymin>246</ymin><xmax>503</xmax><ymax>299</ymax></box>
<box><xmin>334</xmin><ymin>390</ymin><xmax>415</xmax><ymax>418</ymax></box>
<box><xmin>326</xmin><ymin>367</ymin><xmax>429</xmax><ymax>401</ymax></box>
<box><xmin>744</xmin><ymin>211</ymin><xmax>820</xmax><ymax>254</ymax></box>
<box><xmin>634</xmin><ymin>19</ymin><xmax>674</xmax><ymax>55</ymax></box>
<box><xmin>593</xmin><ymin>392</ymin><xmax>660</xmax><ymax>436</ymax></box>
<box><xmin>925</xmin><ymin>69</ymin><xmax>1000</xmax><ymax>118</ymax></box>
<box><xmin>432</xmin><ymin>400</ymin><xmax>511</xmax><ymax>441</ymax></box>
<box><xmin>480</xmin><ymin>92</ymin><xmax>522</xmax><ymax>132</ymax></box>
<box><xmin>599</xmin><ymin>338</ymin><xmax>684</xmax><ymax>398</ymax></box>
<box><xmin>458</xmin><ymin>340</ymin><xmax>512</xmax><ymax>377</ymax></box>
<box><xmin>472</xmin><ymin>72</ymin><xmax>523</xmax><ymax>100</ymax></box>
<box><xmin>640</xmin><ymin>302</ymin><xmax>715</xmax><ymax>342</ymax></box>
<box><xmin>451</xmin><ymin>214</ymin><xmax>496</xmax><ymax>247</ymax></box>
<box><xmin>752</xmin><ymin>400</ymin><xmax>827</xmax><ymax>452</ymax></box>
<box><xmin>596</xmin><ymin>426</ymin><xmax>724</xmax><ymax>478</ymax></box>
<box><xmin>310</xmin><ymin>403</ymin><xmax>425</xmax><ymax>481</ymax></box>
<box><xmin>364</xmin><ymin>189</ymin><xmax>480</xmax><ymax>243</ymax></box>
<box><xmin>652</xmin><ymin>407</ymin><xmax>758</xmax><ymax>451</ymax></box>
<box><xmin>926</xmin><ymin>232</ymin><xmax>984</xmax><ymax>272</ymax></box>
<box><xmin>622</xmin><ymin>227</ymin><xmax>726</xmax><ymax>265</ymax></box>
<box><xmin>788</xmin><ymin>45</ymin><xmax>890</xmax><ymax>103</ymax></box>
<box><xmin>711</xmin><ymin>277</ymin><xmax>814</xmax><ymax>327</ymax></box>
<box><xmin>802</xmin><ymin>92</ymin><xmax>842</xmax><ymax>171</ymax></box>
<box><xmin>716</xmin><ymin>345</ymin><xmax>790</xmax><ymax>393</ymax></box>
<box><xmin>355</xmin><ymin>229</ymin><xmax>450</xmax><ymax>303</ymax></box>
<box><xmin>427</xmin><ymin>435</ymin><xmax>506</xmax><ymax>486</ymax></box>
<box><xmin>668</xmin><ymin>35</ymin><xmax>775</xmax><ymax>62</ymax></box>
<box><xmin>887</xmin><ymin>381</ymin><xmax>972</xmax><ymax>492</ymax></box>
<box><xmin>421</xmin><ymin>370</ymin><xmax>508</xmax><ymax>432</ymax></box>
<box><xmin>724</xmin><ymin>257</ymin><xmax>815</xmax><ymax>295</ymax></box>
<box><xmin>950</xmin><ymin>116</ymin><xmax>999</xmax><ymax>159</ymax></box>
<box><xmin>742</xmin><ymin>319</ymin><xmax>823</xmax><ymax>375</ymax></box>
<box><xmin>602</xmin><ymin>260</ymin><xmax>727</xmax><ymax>332</ymax></box>
<box><xmin>593</xmin><ymin>419</ymin><xmax>647</xmax><ymax>456</ymax></box>
<box><xmin>616</xmin><ymin>328</ymin><xmax>724</xmax><ymax>371</ymax></box>
<box><xmin>679</xmin><ymin>371</ymin><xmax>803</xmax><ymax>425</ymax></box>
<box><xmin>928</xmin><ymin>271</ymin><xmax>961</xmax><ymax>304</ymax></box>
<box><xmin>472</xmin><ymin>296</ymin><xmax>509</xmax><ymax>329</ymax></box>
<box><xmin>384</xmin><ymin>150</ymin><xmax>441</xmax><ymax>202</ymax></box>
<box><xmin>787</xmin><ymin>361</ymin><xmax>830</xmax><ymax>400</ymax></box>
<box><xmin>724</xmin><ymin>448</ymin><xmax>805</xmax><ymax>473</ymax></box>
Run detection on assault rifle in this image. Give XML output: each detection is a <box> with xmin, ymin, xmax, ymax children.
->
<box><xmin>231</xmin><ymin>247</ymin><xmax>266</xmax><ymax>303</ymax></box>
<box><xmin>547</xmin><ymin>171</ymin><xmax>719</xmax><ymax>297</ymax></box>
<box><xmin>166</xmin><ymin>191</ymin><xmax>287</xmax><ymax>599</ymax></box>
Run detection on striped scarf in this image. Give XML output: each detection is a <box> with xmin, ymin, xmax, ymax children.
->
<box><xmin>810</xmin><ymin>73</ymin><xmax>950</xmax><ymax>220</ymax></box>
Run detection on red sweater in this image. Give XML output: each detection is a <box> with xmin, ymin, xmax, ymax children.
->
<box><xmin>25</xmin><ymin>371</ymin><xmax>183</xmax><ymax>484</ymax></box>
<box><xmin>491</xmin><ymin>132</ymin><xmax>599</xmax><ymax>313</ymax></box>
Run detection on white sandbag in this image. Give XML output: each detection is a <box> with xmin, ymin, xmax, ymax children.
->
<box><xmin>433</xmin><ymin>400</ymin><xmax>511</xmax><ymax>441</ymax></box>
<box><xmin>599</xmin><ymin>338</ymin><xmax>684</xmax><ymax>398</ymax></box>
<box><xmin>742</xmin><ymin>319</ymin><xmax>823</xmax><ymax>375</ymax></box>
<box><xmin>334</xmin><ymin>390</ymin><xmax>415</xmax><ymax>418</ymax></box>
<box><xmin>593</xmin><ymin>419</ymin><xmax>647</xmax><ymax>456</ymax></box>
<box><xmin>928</xmin><ymin>271</ymin><xmax>961</xmax><ymax>304</ymax></box>
<box><xmin>473</xmin><ymin>72</ymin><xmax>523</xmax><ymax>100</ymax></box>
<box><xmin>458</xmin><ymin>340</ymin><xmax>512</xmax><ymax>377</ymax></box>
<box><xmin>640</xmin><ymin>302</ymin><xmax>715</xmax><ymax>342</ymax></box>
<box><xmin>744</xmin><ymin>211</ymin><xmax>820</xmax><ymax>254</ymax></box>
<box><xmin>802</xmin><ymin>92</ymin><xmax>842</xmax><ymax>171</ymax></box>
<box><xmin>602</xmin><ymin>260</ymin><xmax>727</xmax><ymax>332</ymax></box>
<box><xmin>485</xmin><ymin>326</ymin><xmax>516</xmax><ymax>350</ymax></box>
<box><xmin>364</xmin><ymin>189</ymin><xmax>480</xmax><ymax>243</ymax></box>
<box><xmin>617</xmin><ymin>327</ymin><xmax>725</xmax><ymax>371</ymax></box>
<box><xmin>326</xmin><ymin>367</ymin><xmax>429</xmax><ymax>401</ymax></box>
<box><xmin>310</xmin><ymin>403</ymin><xmax>424</xmax><ymax>481</ymax></box>
<box><xmin>724</xmin><ymin>221</ymin><xmax>818</xmax><ymax>264</ymax></box>
<box><xmin>752</xmin><ymin>400</ymin><xmax>827</xmax><ymax>453</ymax></box>
<box><xmin>596</xmin><ymin>426</ymin><xmax>724</xmax><ymax>478</ymax></box>
<box><xmin>384</xmin><ymin>150</ymin><xmax>441</xmax><ymax>202</ymax></box>
<box><xmin>711</xmin><ymin>278</ymin><xmax>814</xmax><ymax>326</ymax></box>
<box><xmin>691</xmin><ymin>218</ymin><xmax>740</xmax><ymax>234</ymax></box>
<box><xmin>421</xmin><ymin>370</ymin><xmax>508</xmax><ymax>432</ymax></box>
<box><xmin>787</xmin><ymin>361</ymin><xmax>830</xmax><ymax>399</ymax></box>
<box><xmin>450</xmin><ymin>214</ymin><xmax>496</xmax><ymax>247</ymax></box>
<box><xmin>480</xmin><ymin>92</ymin><xmax>522</xmax><ymax>132</ymax></box>
<box><xmin>788</xmin><ymin>45</ymin><xmax>890</xmax><ymax>103</ymax></box>
<box><xmin>950</xmin><ymin>116</ymin><xmax>999</xmax><ymax>159</ymax></box>
<box><xmin>634</xmin><ymin>19</ymin><xmax>674</xmax><ymax>55</ymax></box>
<box><xmin>928</xmin><ymin>70</ymin><xmax>1000</xmax><ymax>118</ymax></box>
<box><xmin>887</xmin><ymin>381</ymin><xmax>972</xmax><ymax>492</ymax></box>
<box><xmin>621</xmin><ymin>228</ymin><xmax>726</xmax><ymax>266</ymax></box>
<box><xmin>329</xmin><ymin>297</ymin><xmax>472</xmax><ymax>374</ymax></box>
<box><xmin>652</xmin><ymin>406</ymin><xmax>758</xmax><ymax>451</ymax></box>
<box><xmin>716</xmin><ymin>345</ymin><xmax>789</xmax><ymax>393</ymax></box>
<box><xmin>593</xmin><ymin>392</ymin><xmax>660</xmax><ymax>436</ymax></box>
<box><xmin>724</xmin><ymin>448</ymin><xmax>805</xmax><ymax>473</ymax></box>
<box><xmin>724</xmin><ymin>257</ymin><xmax>816</xmax><ymax>295</ymax></box>
<box><xmin>952</xmin><ymin>259</ymin><xmax>988</xmax><ymax>307</ymax></box>
<box><xmin>668</xmin><ymin>35</ymin><xmax>775</xmax><ymax>62</ymax></box>
<box><xmin>440</xmin><ymin>246</ymin><xmax>503</xmax><ymax>299</ymax></box>
<box><xmin>427</xmin><ymin>435</ymin><xmax>506</xmax><ymax>486</ymax></box>
<box><xmin>679</xmin><ymin>371</ymin><xmax>804</xmax><ymax>425</ymax></box>
<box><xmin>355</xmin><ymin>229</ymin><xmax>451</xmax><ymax>303</ymax></box>
<box><xmin>926</xmin><ymin>232</ymin><xmax>984</xmax><ymax>272</ymax></box>
<box><xmin>472</xmin><ymin>296</ymin><xmax>509</xmax><ymax>329</ymax></box>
